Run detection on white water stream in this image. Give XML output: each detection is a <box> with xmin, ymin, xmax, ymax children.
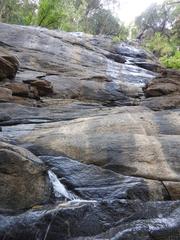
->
<box><xmin>48</xmin><ymin>170</ymin><xmax>76</xmax><ymax>200</ymax></box>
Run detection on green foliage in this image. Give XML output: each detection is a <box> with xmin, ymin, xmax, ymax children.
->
<box><xmin>160</xmin><ymin>51</ymin><xmax>180</xmax><ymax>69</ymax></box>
<box><xmin>172</xmin><ymin>15</ymin><xmax>180</xmax><ymax>44</ymax></box>
<box><xmin>134</xmin><ymin>1</ymin><xmax>180</xmax><ymax>70</ymax></box>
<box><xmin>142</xmin><ymin>32</ymin><xmax>180</xmax><ymax>70</ymax></box>
<box><xmin>0</xmin><ymin>0</ymin><xmax>127</xmax><ymax>39</ymax></box>
<box><xmin>36</xmin><ymin>0</ymin><xmax>85</xmax><ymax>31</ymax></box>
<box><xmin>135</xmin><ymin>1</ymin><xmax>176</xmax><ymax>35</ymax></box>
<box><xmin>86</xmin><ymin>9</ymin><xmax>121</xmax><ymax>35</ymax></box>
<box><xmin>112</xmin><ymin>24</ymin><xmax>129</xmax><ymax>42</ymax></box>
<box><xmin>135</xmin><ymin>0</ymin><xmax>180</xmax><ymax>40</ymax></box>
<box><xmin>143</xmin><ymin>33</ymin><xmax>175</xmax><ymax>57</ymax></box>
<box><xmin>0</xmin><ymin>0</ymin><xmax>36</xmax><ymax>25</ymax></box>
<box><xmin>35</xmin><ymin>0</ymin><xmax>125</xmax><ymax>37</ymax></box>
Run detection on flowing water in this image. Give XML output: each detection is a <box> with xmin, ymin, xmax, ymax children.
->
<box><xmin>106</xmin><ymin>58</ymin><xmax>156</xmax><ymax>87</ymax></box>
<box><xmin>48</xmin><ymin>170</ymin><xmax>77</xmax><ymax>200</ymax></box>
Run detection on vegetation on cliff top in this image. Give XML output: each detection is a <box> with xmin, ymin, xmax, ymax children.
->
<box><xmin>134</xmin><ymin>0</ymin><xmax>180</xmax><ymax>69</ymax></box>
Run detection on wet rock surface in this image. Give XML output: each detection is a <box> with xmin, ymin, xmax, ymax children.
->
<box><xmin>0</xmin><ymin>23</ymin><xmax>180</xmax><ymax>239</ymax></box>
<box><xmin>40</xmin><ymin>155</ymin><xmax>169</xmax><ymax>201</ymax></box>
<box><xmin>0</xmin><ymin>200</ymin><xmax>180</xmax><ymax>240</ymax></box>
<box><xmin>0</xmin><ymin>23</ymin><xmax>158</xmax><ymax>106</ymax></box>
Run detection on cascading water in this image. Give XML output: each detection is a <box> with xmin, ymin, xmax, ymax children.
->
<box><xmin>48</xmin><ymin>170</ymin><xmax>77</xmax><ymax>200</ymax></box>
<box><xmin>44</xmin><ymin>171</ymin><xmax>97</xmax><ymax>240</ymax></box>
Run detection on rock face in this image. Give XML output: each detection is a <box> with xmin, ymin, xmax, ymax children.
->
<box><xmin>1</xmin><ymin>200</ymin><xmax>180</xmax><ymax>240</ymax></box>
<box><xmin>0</xmin><ymin>48</ymin><xmax>19</xmax><ymax>81</ymax></box>
<box><xmin>41</xmin><ymin>155</ymin><xmax>169</xmax><ymax>201</ymax></box>
<box><xmin>143</xmin><ymin>73</ymin><xmax>180</xmax><ymax>110</ymax></box>
<box><xmin>4</xmin><ymin>82</ymin><xmax>39</xmax><ymax>99</ymax></box>
<box><xmin>16</xmin><ymin>106</ymin><xmax>180</xmax><ymax>183</ymax></box>
<box><xmin>23</xmin><ymin>79</ymin><xmax>54</xmax><ymax>96</ymax></box>
<box><xmin>0</xmin><ymin>23</ymin><xmax>180</xmax><ymax>239</ymax></box>
<box><xmin>0</xmin><ymin>141</ymin><xmax>51</xmax><ymax>210</ymax></box>
<box><xmin>0</xmin><ymin>87</ymin><xmax>12</xmax><ymax>102</ymax></box>
<box><xmin>0</xmin><ymin>23</ymin><xmax>158</xmax><ymax>106</ymax></box>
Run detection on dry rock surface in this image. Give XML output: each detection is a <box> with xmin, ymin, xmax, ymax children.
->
<box><xmin>0</xmin><ymin>141</ymin><xmax>51</xmax><ymax>210</ymax></box>
<box><xmin>0</xmin><ymin>23</ymin><xmax>180</xmax><ymax>240</ymax></box>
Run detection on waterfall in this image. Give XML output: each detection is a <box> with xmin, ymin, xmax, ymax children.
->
<box><xmin>48</xmin><ymin>170</ymin><xmax>76</xmax><ymax>200</ymax></box>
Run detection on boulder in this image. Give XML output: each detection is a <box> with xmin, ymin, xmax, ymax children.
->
<box><xmin>142</xmin><ymin>94</ymin><xmax>180</xmax><ymax>110</ymax></box>
<box><xmin>0</xmin><ymin>48</ymin><xmax>19</xmax><ymax>81</ymax></box>
<box><xmin>0</xmin><ymin>87</ymin><xmax>12</xmax><ymax>102</ymax></box>
<box><xmin>23</xmin><ymin>79</ymin><xmax>54</xmax><ymax>96</ymax></box>
<box><xmin>142</xmin><ymin>72</ymin><xmax>180</xmax><ymax>110</ymax></box>
<box><xmin>143</xmin><ymin>77</ymin><xmax>180</xmax><ymax>98</ymax></box>
<box><xmin>5</xmin><ymin>82</ymin><xmax>39</xmax><ymax>98</ymax></box>
<box><xmin>0</xmin><ymin>141</ymin><xmax>51</xmax><ymax>210</ymax></box>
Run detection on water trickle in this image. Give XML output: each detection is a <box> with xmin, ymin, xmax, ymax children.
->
<box><xmin>106</xmin><ymin>58</ymin><xmax>156</xmax><ymax>87</ymax></box>
<box><xmin>48</xmin><ymin>170</ymin><xmax>76</xmax><ymax>200</ymax></box>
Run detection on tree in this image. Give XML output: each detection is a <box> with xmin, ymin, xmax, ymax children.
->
<box><xmin>171</xmin><ymin>2</ymin><xmax>180</xmax><ymax>44</ymax></box>
<box><xmin>135</xmin><ymin>0</ymin><xmax>180</xmax><ymax>39</ymax></box>
<box><xmin>135</xmin><ymin>3</ymin><xmax>172</xmax><ymax>37</ymax></box>
<box><xmin>0</xmin><ymin>0</ymin><xmax>37</xmax><ymax>25</ymax></box>
<box><xmin>74</xmin><ymin>0</ymin><xmax>101</xmax><ymax>32</ymax></box>
<box><xmin>83</xmin><ymin>0</ymin><xmax>101</xmax><ymax>16</ymax></box>
<box><xmin>36</xmin><ymin>0</ymin><xmax>87</xmax><ymax>31</ymax></box>
<box><xmin>101</xmin><ymin>0</ymin><xmax>121</xmax><ymax>16</ymax></box>
<box><xmin>86</xmin><ymin>8</ymin><xmax>121</xmax><ymax>35</ymax></box>
<box><xmin>136</xmin><ymin>0</ymin><xmax>180</xmax><ymax>69</ymax></box>
<box><xmin>0</xmin><ymin>0</ymin><xmax>126</xmax><ymax>38</ymax></box>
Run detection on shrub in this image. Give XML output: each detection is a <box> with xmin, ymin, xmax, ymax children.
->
<box><xmin>160</xmin><ymin>51</ymin><xmax>180</xmax><ymax>69</ymax></box>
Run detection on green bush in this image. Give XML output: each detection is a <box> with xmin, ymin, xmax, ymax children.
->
<box><xmin>160</xmin><ymin>51</ymin><xmax>180</xmax><ymax>69</ymax></box>
<box><xmin>143</xmin><ymin>33</ymin><xmax>175</xmax><ymax>57</ymax></box>
<box><xmin>142</xmin><ymin>32</ymin><xmax>180</xmax><ymax>69</ymax></box>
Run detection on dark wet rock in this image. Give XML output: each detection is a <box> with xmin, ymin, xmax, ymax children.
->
<box><xmin>105</xmin><ymin>52</ymin><xmax>126</xmax><ymax>63</ymax></box>
<box><xmin>114</xmin><ymin>42</ymin><xmax>163</xmax><ymax>73</ymax></box>
<box><xmin>166</xmin><ymin>68</ymin><xmax>180</xmax><ymax>78</ymax></box>
<box><xmin>0</xmin><ymin>200</ymin><xmax>180</xmax><ymax>240</ymax></box>
<box><xmin>0</xmin><ymin>141</ymin><xmax>51</xmax><ymax>210</ymax></box>
<box><xmin>0</xmin><ymin>114</ymin><xmax>11</xmax><ymax>122</ymax></box>
<box><xmin>75</xmin><ymin>201</ymin><xmax>180</xmax><ymax>240</ymax></box>
<box><xmin>115</xmin><ymin>42</ymin><xmax>155</xmax><ymax>60</ymax></box>
<box><xmin>41</xmin><ymin>155</ymin><xmax>168</xmax><ymax>201</ymax></box>
<box><xmin>0</xmin><ymin>101</ymin><xmax>105</xmax><ymax>127</ymax></box>
<box><xmin>135</xmin><ymin>61</ymin><xmax>162</xmax><ymax>72</ymax></box>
